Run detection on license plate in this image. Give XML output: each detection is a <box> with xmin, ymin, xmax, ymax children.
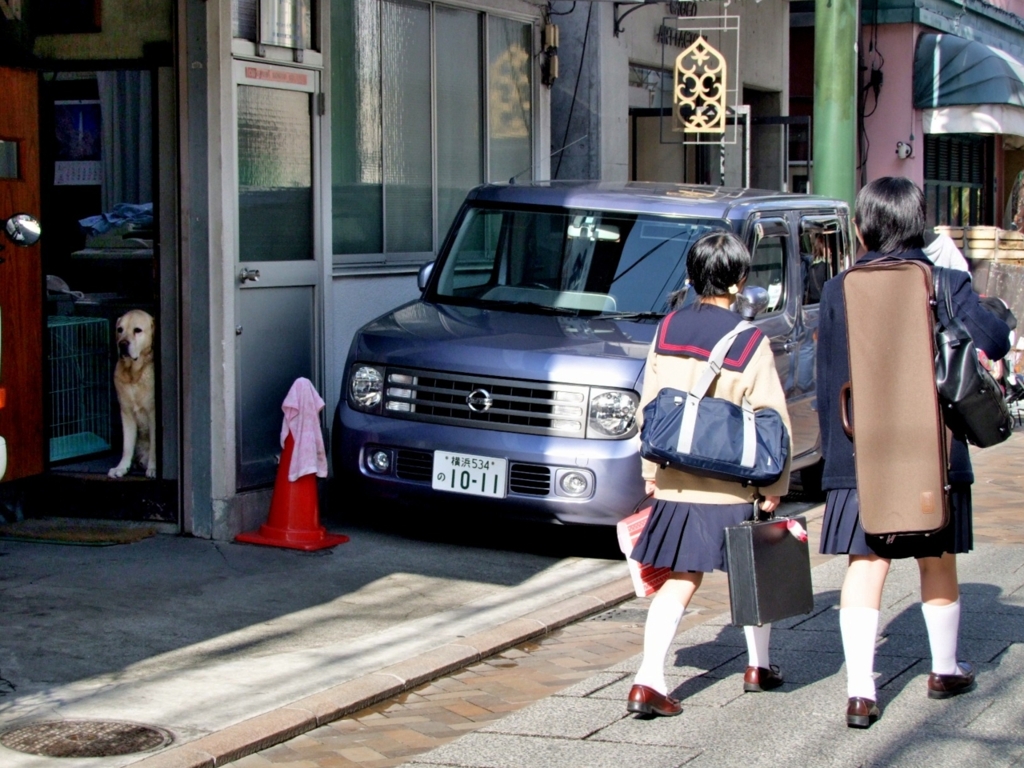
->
<box><xmin>431</xmin><ymin>451</ymin><xmax>507</xmax><ymax>498</ymax></box>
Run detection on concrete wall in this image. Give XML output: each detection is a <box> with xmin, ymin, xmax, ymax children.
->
<box><xmin>329</xmin><ymin>272</ymin><xmax>421</xmax><ymax>409</ymax></box>
<box><xmin>549</xmin><ymin>3</ymin><xmax>604</xmax><ymax>179</ymax></box>
<box><xmin>860</xmin><ymin>23</ymin><xmax>925</xmax><ymax>187</ymax></box>
<box><xmin>34</xmin><ymin>0</ymin><xmax>173</xmax><ymax>59</ymax></box>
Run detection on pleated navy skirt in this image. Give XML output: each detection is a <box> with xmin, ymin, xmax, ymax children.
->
<box><xmin>819</xmin><ymin>485</ymin><xmax>973</xmax><ymax>559</ymax></box>
<box><xmin>631</xmin><ymin>498</ymin><xmax>755</xmax><ymax>573</ymax></box>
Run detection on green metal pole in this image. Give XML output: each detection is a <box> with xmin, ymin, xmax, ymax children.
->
<box><xmin>813</xmin><ymin>0</ymin><xmax>858</xmax><ymax>207</ymax></box>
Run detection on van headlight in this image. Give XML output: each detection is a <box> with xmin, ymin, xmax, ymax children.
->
<box><xmin>587</xmin><ymin>389</ymin><xmax>638</xmax><ymax>438</ymax></box>
<box><xmin>349</xmin><ymin>365</ymin><xmax>385</xmax><ymax>412</ymax></box>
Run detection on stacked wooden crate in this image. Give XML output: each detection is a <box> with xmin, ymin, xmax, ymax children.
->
<box><xmin>934</xmin><ymin>225</ymin><xmax>965</xmax><ymax>250</ymax></box>
<box><xmin>959</xmin><ymin>226</ymin><xmax>1024</xmax><ymax>262</ymax></box>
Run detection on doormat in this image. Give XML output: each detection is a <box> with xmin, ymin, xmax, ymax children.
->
<box><xmin>0</xmin><ymin>518</ymin><xmax>157</xmax><ymax>546</ymax></box>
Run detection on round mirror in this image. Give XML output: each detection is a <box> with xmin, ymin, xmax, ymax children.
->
<box><xmin>417</xmin><ymin>260</ymin><xmax>435</xmax><ymax>292</ymax></box>
<box><xmin>735</xmin><ymin>285</ymin><xmax>770</xmax><ymax>320</ymax></box>
<box><xmin>4</xmin><ymin>213</ymin><xmax>41</xmax><ymax>247</ymax></box>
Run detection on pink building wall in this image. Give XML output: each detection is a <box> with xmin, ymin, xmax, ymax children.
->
<box><xmin>860</xmin><ymin>23</ymin><xmax>925</xmax><ymax>188</ymax></box>
<box><xmin>975</xmin><ymin>0</ymin><xmax>1024</xmax><ymax>14</ymax></box>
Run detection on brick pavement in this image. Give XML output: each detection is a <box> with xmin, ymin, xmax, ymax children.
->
<box><xmin>226</xmin><ymin>501</ymin><xmax>829</xmax><ymax>768</ymax></box>
<box><xmin>228</xmin><ymin>435</ymin><xmax>1024</xmax><ymax>768</ymax></box>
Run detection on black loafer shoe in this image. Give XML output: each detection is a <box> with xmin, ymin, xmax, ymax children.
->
<box><xmin>743</xmin><ymin>665</ymin><xmax>784</xmax><ymax>692</ymax></box>
<box><xmin>927</xmin><ymin>661</ymin><xmax>976</xmax><ymax>699</ymax></box>
<box><xmin>626</xmin><ymin>684</ymin><xmax>683</xmax><ymax>717</ymax></box>
<box><xmin>847</xmin><ymin>697</ymin><xmax>880</xmax><ymax>728</ymax></box>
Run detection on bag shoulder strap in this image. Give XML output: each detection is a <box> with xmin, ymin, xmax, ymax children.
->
<box><xmin>932</xmin><ymin>266</ymin><xmax>954</xmax><ymax>327</ymax></box>
<box><xmin>676</xmin><ymin>318</ymin><xmax>760</xmax><ymax>467</ymax></box>
<box><xmin>690</xmin><ymin>319</ymin><xmax>756</xmax><ymax>400</ymax></box>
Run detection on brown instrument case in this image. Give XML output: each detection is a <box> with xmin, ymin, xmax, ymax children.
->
<box><xmin>841</xmin><ymin>258</ymin><xmax>949</xmax><ymax>536</ymax></box>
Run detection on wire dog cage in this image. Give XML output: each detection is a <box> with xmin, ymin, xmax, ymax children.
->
<box><xmin>47</xmin><ymin>316</ymin><xmax>112</xmax><ymax>462</ymax></box>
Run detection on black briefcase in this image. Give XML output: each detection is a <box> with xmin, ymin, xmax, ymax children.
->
<box><xmin>724</xmin><ymin>514</ymin><xmax>814</xmax><ymax>627</ymax></box>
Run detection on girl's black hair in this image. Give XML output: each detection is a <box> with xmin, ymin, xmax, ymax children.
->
<box><xmin>854</xmin><ymin>177</ymin><xmax>926</xmax><ymax>254</ymax></box>
<box><xmin>686</xmin><ymin>232</ymin><xmax>751</xmax><ymax>299</ymax></box>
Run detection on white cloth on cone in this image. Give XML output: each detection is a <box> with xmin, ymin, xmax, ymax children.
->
<box><xmin>280</xmin><ymin>377</ymin><xmax>329</xmax><ymax>481</ymax></box>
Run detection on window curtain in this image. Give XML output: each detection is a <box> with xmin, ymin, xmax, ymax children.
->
<box><xmin>98</xmin><ymin>70</ymin><xmax>153</xmax><ymax>213</ymax></box>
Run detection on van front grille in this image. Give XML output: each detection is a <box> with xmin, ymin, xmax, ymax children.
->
<box><xmin>382</xmin><ymin>369</ymin><xmax>589</xmax><ymax>438</ymax></box>
<box><xmin>395</xmin><ymin>449</ymin><xmax>433</xmax><ymax>482</ymax></box>
<box><xmin>509</xmin><ymin>464</ymin><xmax>551</xmax><ymax>495</ymax></box>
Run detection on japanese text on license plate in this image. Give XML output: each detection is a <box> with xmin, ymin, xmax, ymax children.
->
<box><xmin>431</xmin><ymin>451</ymin><xmax>507</xmax><ymax>498</ymax></box>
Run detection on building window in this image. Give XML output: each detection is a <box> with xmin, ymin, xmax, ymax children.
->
<box><xmin>233</xmin><ymin>0</ymin><xmax>316</xmax><ymax>50</ymax></box>
<box><xmin>924</xmin><ymin>134</ymin><xmax>993</xmax><ymax>227</ymax></box>
<box><xmin>331</xmin><ymin>0</ymin><xmax>534</xmax><ymax>267</ymax></box>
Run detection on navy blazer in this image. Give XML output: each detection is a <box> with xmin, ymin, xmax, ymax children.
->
<box><xmin>816</xmin><ymin>250</ymin><xmax>1011</xmax><ymax>490</ymax></box>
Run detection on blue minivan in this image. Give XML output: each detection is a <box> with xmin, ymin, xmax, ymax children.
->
<box><xmin>332</xmin><ymin>182</ymin><xmax>852</xmax><ymax>525</ymax></box>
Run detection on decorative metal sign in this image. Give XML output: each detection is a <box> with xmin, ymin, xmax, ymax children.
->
<box><xmin>674</xmin><ymin>36</ymin><xmax>727</xmax><ymax>134</ymax></box>
<box><xmin>659</xmin><ymin>12</ymin><xmax>741</xmax><ymax>145</ymax></box>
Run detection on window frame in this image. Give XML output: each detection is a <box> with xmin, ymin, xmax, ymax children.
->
<box><xmin>331</xmin><ymin>0</ymin><xmax>538</xmax><ymax>271</ymax></box>
<box><xmin>746</xmin><ymin>217</ymin><xmax>789</xmax><ymax>316</ymax></box>
<box><xmin>797</xmin><ymin>214</ymin><xmax>846</xmax><ymax>307</ymax></box>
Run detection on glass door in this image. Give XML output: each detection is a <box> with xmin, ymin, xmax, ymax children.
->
<box><xmin>233</xmin><ymin>61</ymin><xmax>321</xmax><ymax>489</ymax></box>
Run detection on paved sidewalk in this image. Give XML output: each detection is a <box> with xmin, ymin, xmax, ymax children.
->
<box><xmin>0</xmin><ymin>518</ymin><xmax>636</xmax><ymax>767</ymax></box>
<box><xmin>222</xmin><ymin>509</ymin><xmax>835</xmax><ymax>768</ymax></box>
<box><xmin>3</xmin><ymin>434</ymin><xmax>1021</xmax><ymax>767</ymax></box>
<box><xmin>389</xmin><ymin>436</ymin><xmax>1024</xmax><ymax>768</ymax></box>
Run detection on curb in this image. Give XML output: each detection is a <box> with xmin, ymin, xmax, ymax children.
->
<box><xmin>129</xmin><ymin>575</ymin><xmax>637</xmax><ymax>767</ymax></box>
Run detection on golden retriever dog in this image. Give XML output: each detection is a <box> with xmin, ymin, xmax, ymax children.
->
<box><xmin>109</xmin><ymin>309</ymin><xmax>157</xmax><ymax>479</ymax></box>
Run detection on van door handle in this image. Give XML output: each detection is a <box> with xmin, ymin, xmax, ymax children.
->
<box><xmin>239</xmin><ymin>268</ymin><xmax>261</xmax><ymax>284</ymax></box>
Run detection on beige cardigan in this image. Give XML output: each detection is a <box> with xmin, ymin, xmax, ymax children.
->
<box><xmin>638</xmin><ymin>334</ymin><xmax>793</xmax><ymax>504</ymax></box>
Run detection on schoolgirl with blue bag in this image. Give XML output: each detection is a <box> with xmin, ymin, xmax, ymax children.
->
<box><xmin>626</xmin><ymin>232</ymin><xmax>794</xmax><ymax>719</ymax></box>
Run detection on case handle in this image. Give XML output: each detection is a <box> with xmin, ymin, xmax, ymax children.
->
<box><xmin>840</xmin><ymin>381</ymin><xmax>854</xmax><ymax>438</ymax></box>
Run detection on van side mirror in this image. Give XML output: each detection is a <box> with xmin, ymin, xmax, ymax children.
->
<box><xmin>735</xmin><ymin>285</ymin><xmax>770</xmax><ymax>320</ymax></box>
<box><xmin>417</xmin><ymin>261</ymin><xmax>435</xmax><ymax>292</ymax></box>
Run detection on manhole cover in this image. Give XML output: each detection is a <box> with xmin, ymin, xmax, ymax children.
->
<box><xmin>0</xmin><ymin>720</ymin><xmax>172</xmax><ymax>758</ymax></box>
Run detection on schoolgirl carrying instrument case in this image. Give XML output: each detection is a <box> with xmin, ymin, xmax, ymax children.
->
<box><xmin>841</xmin><ymin>259</ymin><xmax>950</xmax><ymax>536</ymax></box>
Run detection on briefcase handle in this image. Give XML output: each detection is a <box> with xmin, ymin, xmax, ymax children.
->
<box><xmin>750</xmin><ymin>494</ymin><xmax>775</xmax><ymax>522</ymax></box>
<box><xmin>840</xmin><ymin>381</ymin><xmax>854</xmax><ymax>438</ymax></box>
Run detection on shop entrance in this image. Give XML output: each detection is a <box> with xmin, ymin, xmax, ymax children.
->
<box><xmin>0</xmin><ymin>67</ymin><xmax>45</xmax><ymax>484</ymax></box>
<box><xmin>2</xmin><ymin>65</ymin><xmax>181</xmax><ymax>526</ymax></box>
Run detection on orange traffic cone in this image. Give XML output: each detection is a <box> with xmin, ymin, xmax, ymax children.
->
<box><xmin>235</xmin><ymin>432</ymin><xmax>349</xmax><ymax>551</ymax></box>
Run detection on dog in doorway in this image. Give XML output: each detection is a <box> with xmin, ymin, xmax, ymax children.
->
<box><xmin>108</xmin><ymin>309</ymin><xmax>157</xmax><ymax>479</ymax></box>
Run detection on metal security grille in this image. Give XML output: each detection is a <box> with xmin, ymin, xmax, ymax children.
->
<box><xmin>924</xmin><ymin>134</ymin><xmax>992</xmax><ymax>227</ymax></box>
<box><xmin>383</xmin><ymin>368</ymin><xmax>589</xmax><ymax>438</ymax></box>
<box><xmin>47</xmin><ymin>316</ymin><xmax>111</xmax><ymax>462</ymax></box>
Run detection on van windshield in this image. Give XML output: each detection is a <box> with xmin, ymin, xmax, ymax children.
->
<box><xmin>430</xmin><ymin>206</ymin><xmax>729</xmax><ymax>316</ymax></box>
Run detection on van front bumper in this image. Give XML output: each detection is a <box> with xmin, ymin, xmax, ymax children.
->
<box><xmin>334</xmin><ymin>404</ymin><xmax>646</xmax><ymax>526</ymax></box>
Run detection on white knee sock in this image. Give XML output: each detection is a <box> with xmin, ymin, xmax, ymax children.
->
<box><xmin>634</xmin><ymin>596</ymin><xmax>685</xmax><ymax>695</ymax></box>
<box><xmin>921</xmin><ymin>600</ymin><xmax>961</xmax><ymax>676</ymax></box>
<box><xmin>744</xmin><ymin>624</ymin><xmax>772</xmax><ymax>668</ymax></box>
<box><xmin>840</xmin><ymin>607</ymin><xmax>879</xmax><ymax>700</ymax></box>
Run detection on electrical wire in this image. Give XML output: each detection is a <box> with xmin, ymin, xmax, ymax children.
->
<box><xmin>858</xmin><ymin>0</ymin><xmax>885</xmax><ymax>183</ymax></box>
<box><xmin>554</xmin><ymin>2</ymin><xmax>592</xmax><ymax>179</ymax></box>
<box><xmin>547</xmin><ymin>1</ymin><xmax>577</xmax><ymax>17</ymax></box>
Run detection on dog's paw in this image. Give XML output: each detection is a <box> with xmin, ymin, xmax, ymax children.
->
<box><xmin>145</xmin><ymin>466</ymin><xmax>156</xmax><ymax>479</ymax></box>
<box><xmin>108</xmin><ymin>466</ymin><xmax>128</xmax><ymax>479</ymax></box>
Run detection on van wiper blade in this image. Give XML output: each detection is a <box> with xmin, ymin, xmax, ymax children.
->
<box><xmin>599</xmin><ymin>311</ymin><xmax>665</xmax><ymax>321</ymax></box>
<box><xmin>483</xmin><ymin>299</ymin><xmax>583</xmax><ymax>316</ymax></box>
